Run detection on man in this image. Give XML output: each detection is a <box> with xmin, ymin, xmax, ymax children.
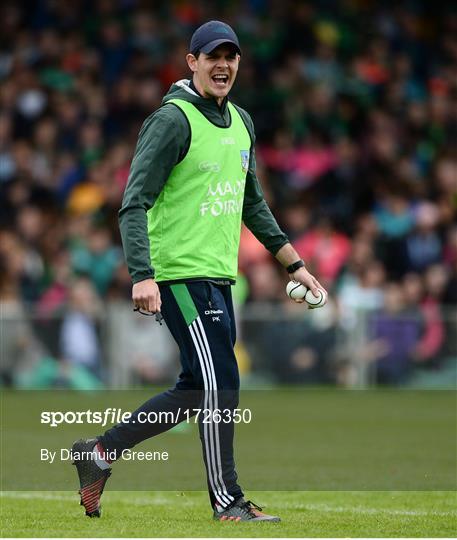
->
<box><xmin>72</xmin><ymin>20</ymin><xmax>326</xmax><ymax>522</ymax></box>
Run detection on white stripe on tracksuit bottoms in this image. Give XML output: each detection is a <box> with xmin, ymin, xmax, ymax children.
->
<box><xmin>188</xmin><ymin>316</ymin><xmax>234</xmax><ymax>509</ymax></box>
<box><xmin>195</xmin><ymin>316</ymin><xmax>234</xmax><ymax>508</ymax></box>
<box><xmin>188</xmin><ymin>322</ymin><xmax>229</xmax><ymax>507</ymax></box>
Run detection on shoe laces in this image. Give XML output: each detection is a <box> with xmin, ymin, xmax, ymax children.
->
<box><xmin>240</xmin><ymin>499</ymin><xmax>263</xmax><ymax>517</ymax></box>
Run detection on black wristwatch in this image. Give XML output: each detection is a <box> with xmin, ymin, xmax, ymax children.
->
<box><xmin>286</xmin><ymin>259</ymin><xmax>305</xmax><ymax>274</ymax></box>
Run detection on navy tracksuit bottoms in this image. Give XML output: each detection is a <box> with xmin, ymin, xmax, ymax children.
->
<box><xmin>99</xmin><ymin>281</ymin><xmax>243</xmax><ymax>509</ymax></box>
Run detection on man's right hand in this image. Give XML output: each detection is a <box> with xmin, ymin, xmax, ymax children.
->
<box><xmin>132</xmin><ymin>278</ymin><xmax>161</xmax><ymax>313</ymax></box>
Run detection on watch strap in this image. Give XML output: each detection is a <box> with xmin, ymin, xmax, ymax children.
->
<box><xmin>286</xmin><ymin>259</ymin><xmax>305</xmax><ymax>274</ymax></box>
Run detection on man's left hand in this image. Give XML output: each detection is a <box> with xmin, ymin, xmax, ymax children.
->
<box><xmin>289</xmin><ymin>267</ymin><xmax>327</xmax><ymax>305</ymax></box>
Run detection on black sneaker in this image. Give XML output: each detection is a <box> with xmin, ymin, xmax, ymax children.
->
<box><xmin>72</xmin><ymin>438</ymin><xmax>111</xmax><ymax>518</ymax></box>
<box><xmin>213</xmin><ymin>498</ymin><xmax>280</xmax><ymax>522</ymax></box>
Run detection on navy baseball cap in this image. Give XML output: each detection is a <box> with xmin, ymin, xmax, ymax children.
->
<box><xmin>190</xmin><ymin>20</ymin><xmax>241</xmax><ymax>56</ymax></box>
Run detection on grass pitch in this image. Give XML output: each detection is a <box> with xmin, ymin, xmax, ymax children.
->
<box><xmin>1</xmin><ymin>388</ymin><xmax>455</xmax><ymax>536</ymax></box>
<box><xmin>3</xmin><ymin>389</ymin><xmax>455</xmax><ymax>492</ymax></box>
<box><xmin>1</xmin><ymin>490</ymin><xmax>456</xmax><ymax>537</ymax></box>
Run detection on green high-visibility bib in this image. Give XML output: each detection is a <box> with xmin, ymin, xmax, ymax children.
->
<box><xmin>147</xmin><ymin>98</ymin><xmax>251</xmax><ymax>282</ymax></box>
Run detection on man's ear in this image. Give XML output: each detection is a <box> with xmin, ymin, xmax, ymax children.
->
<box><xmin>186</xmin><ymin>53</ymin><xmax>198</xmax><ymax>73</ymax></box>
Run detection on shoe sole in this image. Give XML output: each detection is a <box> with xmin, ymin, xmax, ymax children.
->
<box><xmin>213</xmin><ymin>515</ymin><xmax>281</xmax><ymax>522</ymax></box>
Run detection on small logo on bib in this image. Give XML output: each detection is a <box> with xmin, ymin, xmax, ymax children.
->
<box><xmin>240</xmin><ymin>150</ymin><xmax>249</xmax><ymax>173</ymax></box>
<box><xmin>199</xmin><ymin>161</ymin><xmax>220</xmax><ymax>172</ymax></box>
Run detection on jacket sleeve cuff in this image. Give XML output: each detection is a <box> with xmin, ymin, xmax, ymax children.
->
<box><xmin>269</xmin><ymin>237</ymin><xmax>290</xmax><ymax>257</ymax></box>
<box><xmin>131</xmin><ymin>270</ymin><xmax>155</xmax><ymax>284</ymax></box>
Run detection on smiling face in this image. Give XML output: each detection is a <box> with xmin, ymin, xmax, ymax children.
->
<box><xmin>186</xmin><ymin>44</ymin><xmax>240</xmax><ymax>105</ymax></box>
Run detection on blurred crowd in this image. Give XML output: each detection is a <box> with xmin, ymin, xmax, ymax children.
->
<box><xmin>0</xmin><ymin>1</ymin><xmax>455</xmax><ymax>387</ymax></box>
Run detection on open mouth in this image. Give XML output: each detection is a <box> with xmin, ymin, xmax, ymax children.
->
<box><xmin>212</xmin><ymin>74</ymin><xmax>229</xmax><ymax>87</ymax></box>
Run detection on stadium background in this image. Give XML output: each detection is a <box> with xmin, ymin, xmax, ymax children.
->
<box><xmin>0</xmin><ymin>0</ymin><xmax>456</xmax><ymax>390</ymax></box>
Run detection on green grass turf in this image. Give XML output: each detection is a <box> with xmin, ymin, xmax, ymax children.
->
<box><xmin>2</xmin><ymin>389</ymin><xmax>456</xmax><ymax>491</ymax></box>
<box><xmin>1</xmin><ymin>490</ymin><xmax>456</xmax><ymax>537</ymax></box>
<box><xmin>1</xmin><ymin>389</ymin><xmax>456</xmax><ymax>536</ymax></box>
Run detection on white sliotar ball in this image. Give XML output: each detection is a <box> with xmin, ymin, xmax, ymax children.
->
<box><xmin>286</xmin><ymin>280</ymin><xmax>327</xmax><ymax>308</ymax></box>
<box><xmin>303</xmin><ymin>287</ymin><xmax>327</xmax><ymax>308</ymax></box>
<box><xmin>286</xmin><ymin>280</ymin><xmax>307</xmax><ymax>301</ymax></box>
